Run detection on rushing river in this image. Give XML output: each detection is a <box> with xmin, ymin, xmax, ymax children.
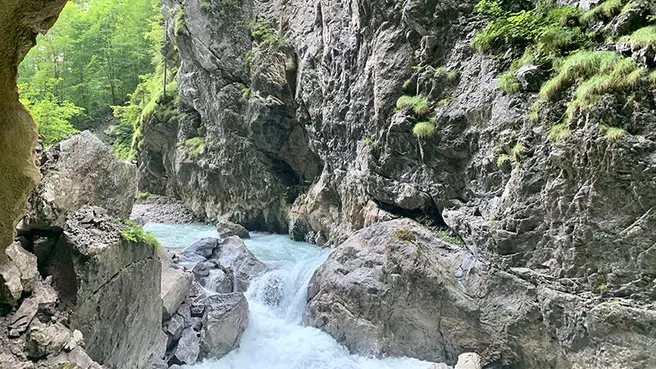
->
<box><xmin>144</xmin><ymin>223</ymin><xmax>437</xmax><ymax>369</ymax></box>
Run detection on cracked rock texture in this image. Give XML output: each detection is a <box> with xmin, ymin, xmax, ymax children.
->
<box><xmin>141</xmin><ymin>0</ymin><xmax>656</xmax><ymax>367</ymax></box>
<box><xmin>0</xmin><ymin>0</ymin><xmax>67</xmax><ymax>259</ymax></box>
<box><xmin>305</xmin><ymin>220</ymin><xmax>656</xmax><ymax>368</ymax></box>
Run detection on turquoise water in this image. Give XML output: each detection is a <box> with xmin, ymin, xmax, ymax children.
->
<box><xmin>145</xmin><ymin>223</ymin><xmax>437</xmax><ymax>369</ymax></box>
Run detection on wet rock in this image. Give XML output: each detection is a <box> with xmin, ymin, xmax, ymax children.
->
<box><xmin>216</xmin><ymin>220</ymin><xmax>250</xmax><ymax>239</ymax></box>
<box><xmin>27</xmin><ymin>131</ymin><xmax>137</xmax><ymax>230</ymax></box>
<box><xmin>181</xmin><ymin>238</ymin><xmax>217</xmax><ymax>260</ymax></box>
<box><xmin>170</xmin><ymin>328</ymin><xmax>199</xmax><ymax>365</ymax></box>
<box><xmin>427</xmin><ymin>364</ymin><xmax>449</xmax><ymax>369</ymax></box>
<box><xmin>50</xmin><ymin>346</ymin><xmax>103</xmax><ymax>369</ymax></box>
<box><xmin>210</xmin><ymin>237</ymin><xmax>267</xmax><ymax>291</ymax></box>
<box><xmin>305</xmin><ymin>219</ymin><xmax>656</xmax><ymax>368</ymax></box>
<box><xmin>199</xmin><ymin>293</ymin><xmax>249</xmax><ymax>360</ymax></box>
<box><xmin>455</xmin><ymin>353</ymin><xmax>482</xmax><ymax>369</ymax></box>
<box><xmin>161</xmin><ymin>266</ymin><xmax>193</xmax><ymax>320</ymax></box>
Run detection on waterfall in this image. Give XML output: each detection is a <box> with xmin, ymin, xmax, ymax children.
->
<box><xmin>145</xmin><ymin>224</ymin><xmax>437</xmax><ymax>369</ymax></box>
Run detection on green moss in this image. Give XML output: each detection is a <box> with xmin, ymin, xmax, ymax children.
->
<box><xmin>393</xmin><ymin>229</ymin><xmax>416</xmax><ymax>242</ymax></box>
<box><xmin>600</xmin><ymin>126</ymin><xmax>626</xmax><ymax>140</ymax></box>
<box><xmin>183</xmin><ymin>137</ymin><xmax>205</xmax><ymax>157</ymax></box>
<box><xmin>580</xmin><ymin>0</ymin><xmax>625</xmax><ymax>24</ymax></box>
<box><xmin>437</xmin><ymin>96</ymin><xmax>453</xmax><ymax>107</ymax></box>
<box><xmin>119</xmin><ymin>220</ymin><xmax>160</xmax><ymax>249</ymax></box>
<box><xmin>250</xmin><ymin>18</ymin><xmax>282</xmax><ymax>47</ymax></box>
<box><xmin>137</xmin><ymin>191</ymin><xmax>150</xmax><ymax>200</ymax></box>
<box><xmin>396</xmin><ymin>95</ymin><xmax>431</xmax><ymax>116</ymax></box>
<box><xmin>620</xmin><ymin>25</ymin><xmax>656</xmax><ymax>48</ymax></box>
<box><xmin>528</xmin><ymin>101</ymin><xmax>540</xmax><ymax>123</ymax></box>
<box><xmin>402</xmin><ymin>79</ymin><xmax>413</xmax><ymax>92</ymax></box>
<box><xmin>413</xmin><ymin>121</ymin><xmax>435</xmax><ymax>138</ymax></box>
<box><xmin>447</xmin><ymin>71</ymin><xmax>460</xmax><ymax>83</ymax></box>
<box><xmin>200</xmin><ymin>0</ymin><xmax>212</xmax><ymax>12</ymax></box>
<box><xmin>649</xmin><ymin>70</ymin><xmax>656</xmax><ymax>85</ymax></box>
<box><xmin>434</xmin><ymin>230</ymin><xmax>464</xmax><ymax>245</ymax></box>
<box><xmin>362</xmin><ymin>137</ymin><xmax>377</xmax><ymax>149</ymax></box>
<box><xmin>498</xmin><ymin>72</ymin><xmax>520</xmax><ymax>94</ymax></box>
<box><xmin>174</xmin><ymin>9</ymin><xmax>186</xmax><ymax>35</ymax></box>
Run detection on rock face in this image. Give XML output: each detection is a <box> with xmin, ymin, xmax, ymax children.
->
<box><xmin>305</xmin><ymin>219</ymin><xmax>656</xmax><ymax>369</ymax></box>
<box><xmin>135</xmin><ymin>0</ymin><xmax>656</xmax><ymax>367</ymax></box>
<box><xmin>45</xmin><ymin>207</ymin><xmax>162</xmax><ymax>369</ymax></box>
<box><xmin>0</xmin><ymin>0</ymin><xmax>68</xmax><ymax>257</ymax></box>
<box><xmin>27</xmin><ymin>131</ymin><xmax>137</xmax><ymax>230</ymax></box>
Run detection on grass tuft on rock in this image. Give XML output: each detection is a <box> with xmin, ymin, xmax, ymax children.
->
<box><xmin>599</xmin><ymin>125</ymin><xmax>626</xmax><ymax>140</ymax></box>
<box><xmin>393</xmin><ymin>229</ymin><xmax>416</xmax><ymax>242</ymax></box>
<box><xmin>620</xmin><ymin>25</ymin><xmax>656</xmax><ymax>48</ymax></box>
<box><xmin>119</xmin><ymin>221</ymin><xmax>160</xmax><ymax>249</ymax></box>
<box><xmin>498</xmin><ymin>72</ymin><xmax>520</xmax><ymax>94</ymax></box>
<box><xmin>413</xmin><ymin>121</ymin><xmax>435</xmax><ymax>138</ymax></box>
<box><xmin>183</xmin><ymin>137</ymin><xmax>205</xmax><ymax>157</ymax></box>
<box><xmin>548</xmin><ymin>123</ymin><xmax>571</xmax><ymax>142</ymax></box>
<box><xmin>396</xmin><ymin>95</ymin><xmax>431</xmax><ymax>116</ymax></box>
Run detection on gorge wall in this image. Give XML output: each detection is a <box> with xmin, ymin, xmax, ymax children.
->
<box><xmin>136</xmin><ymin>0</ymin><xmax>656</xmax><ymax>367</ymax></box>
<box><xmin>0</xmin><ymin>0</ymin><xmax>67</xmax><ymax>258</ymax></box>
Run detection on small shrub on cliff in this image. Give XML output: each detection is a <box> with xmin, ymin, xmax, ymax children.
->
<box><xmin>498</xmin><ymin>72</ymin><xmax>520</xmax><ymax>94</ymax></box>
<box><xmin>396</xmin><ymin>95</ymin><xmax>430</xmax><ymax>116</ymax></box>
<box><xmin>119</xmin><ymin>221</ymin><xmax>160</xmax><ymax>249</ymax></box>
<box><xmin>599</xmin><ymin>125</ymin><xmax>626</xmax><ymax>140</ymax></box>
<box><xmin>580</xmin><ymin>0</ymin><xmax>625</xmax><ymax>25</ymax></box>
<box><xmin>548</xmin><ymin>123</ymin><xmax>571</xmax><ymax>142</ymax></box>
<box><xmin>413</xmin><ymin>121</ymin><xmax>436</xmax><ymax>138</ymax></box>
<box><xmin>183</xmin><ymin>137</ymin><xmax>205</xmax><ymax>157</ymax></box>
<box><xmin>250</xmin><ymin>18</ymin><xmax>281</xmax><ymax>47</ymax></box>
<box><xmin>434</xmin><ymin>230</ymin><xmax>464</xmax><ymax>245</ymax></box>
<box><xmin>174</xmin><ymin>9</ymin><xmax>186</xmax><ymax>35</ymax></box>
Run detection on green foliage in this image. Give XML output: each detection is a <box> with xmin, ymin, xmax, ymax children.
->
<box><xmin>175</xmin><ymin>9</ymin><xmax>186</xmax><ymax>35</ymax></box>
<box><xmin>548</xmin><ymin>123</ymin><xmax>571</xmax><ymax>141</ymax></box>
<box><xmin>362</xmin><ymin>137</ymin><xmax>377</xmax><ymax>149</ymax></box>
<box><xmin>472</xmin><ymin>0</ymin><xmax>584</xmax><ymax>53</ymax></box>
<box><xmin>396</xmin><ymin>95</ymin><xmax>430</xmax><ymax>116</ymax></box>
<box><xmin>413</xmin><ymin>121</ymin><xmax>436</xmax><ymax>138</ymax></box>
<box><xmin>498</xmin><ymin>72</ymin><xmax>521</xmax><ymax>94</ymax></box>
<box><xmin>137</xmin><ymin>191</ymin><xmax>151</xmax><ymax>199</ymax></box>
<box><xmin>650</xmin><ymin>70</ymin><xmax>656</xmax><ymax>84</ymax></box>
<box><xmin>235</xmin><ymin>83</ymin><xmax>251</xmax><ymax>100</ymax></box>
<box><xmin>402</xmin><ymin>79</ymin><xmax>413</xmax><ymax>92</ymax></box>
<box><xmin>580</xmin><ymin>0</ymin><xmax>625</xmax><ymax>24</ymax></box>
<box><xmin>497</xmin><ymin>154</ymin><xmax>510</xmax><ymax>166</ymax></box>
<box><xmin>18</xmin><ymin>0</ymin><xmax>161</xmax><ymax>134</ymax></box>
<box><xmin>620</xmin><ymin>25</ymin><xmax>656</xmax><ymax>48</ymax></box>
<box><xmin>447</xmin><ymin>71</ymin><xmax>460</xmax><ymax>83</ymax></box>
<box><xmin>599</xmin><ymin>125</ymin><xmax>626</xmax><ymax>140</ymax></box>
<box><xmin>250</xmin><ymin>18</ymin><xmax>281</xmax><ymax>47</ymax></box>
<box><xmin>200</xmin><ymin>0</ymin><xmax>212</xmax><ymax>12</ymax></box>
<box><xmin>18</xmin><ymin>80</ymin><xmax>83</xmax><ymax>147</ymax></box>
<box><xmin>110</xmin><ymin>119</ymin><xmax>135</xmax><ymax>160</ymax></box>
<box><xmin>437</xmin><ymin>96</ymin><xmax>453</xmax><ymax>107</ymax></box>
<box><xmin>119</xmin><ymin>220</ymin><xmax>160</xmax><ymax>249</ymax></box>
<box><xmin>184</xmin><ymin>137</ymin><xmax>205</xmax><ymax>157</ymax></box>
<box><xmin>511</xmin><ymin>142</ymin><xmax>524</xmax><ymax>160</ymax></box>
<box><xmin>392</xmin><ymin>229</ymin><xmax>416</xmax><ymax>242</ymax></box>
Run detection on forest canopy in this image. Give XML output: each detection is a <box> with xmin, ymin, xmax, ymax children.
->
<box><xmin>19</xmin><ymin>0</ymin><xmax>168</xmax><ymax>156</ymax></box>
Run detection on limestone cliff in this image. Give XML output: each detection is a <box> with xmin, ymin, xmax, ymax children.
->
<box><xmin>0</xmin><ymin>0</ymin><xmax>67</xmax><ymax>258</ymax></box>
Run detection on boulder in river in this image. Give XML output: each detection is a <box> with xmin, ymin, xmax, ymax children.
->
<box><xmin>216</xmin><ymin>220</ymin><xmax>250</xmax><ymax>239</ymax></box>
<box><xmin>199</xmin><ymin>293</ymin><xmax>249</xmax><ymax>360</ymax></box>
<box><xmin>305</xmin><ymin>219</ymin><xmax>656</xmax><ymax>368</ymax></box>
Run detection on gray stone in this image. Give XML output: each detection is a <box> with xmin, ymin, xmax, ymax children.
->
<box><xmin>42</xmin><ymin>206</ymin><xmax>162</xmax><ymax>369</ymax></box>
<box><xmin>210</xmin><ymin>236</ymin><xmax>267</xmax><ymax>291</ymax></box>
<box><xmin>0</xmin><ymin>261</ymin><xmax>23</xmax><ymax>307</ymax></box>
<box><xmin>165</xmin><ymin>314</ymin><xmax>185</xmax><ymax>347</ymax></box>
<box><xmin>8</xmin><ymin>298</ymin><xmax>38</xmax><ymax>337</ymax></box>
<box><xmin>181</xmin><ymin>238</ymin><xmax>217</xmax><ymax>260</ymax></box>
<box><xmin>216</xmin><ymin>220</ymin><xmax>250</xmax><ymax>239</ymax></box>
<box><xmin>455</xmin><ymin>353</ymin><xmax>482</xmax><ymax>369</ymax></box>
<box><xmin>27</xmin><ymin>131</ymin><xmax>137</xmax><ymax>230</ymax></box>
<box><xmin>200</xmin><ymin>293</ymin><xmax>249</xmax><ymax>360</ymax></box>
<box><xmin>161</xmin><ymin>265</ymin><xmax>193</xmax><ymax>320</ymax></box>
<box><xmin>25</xmin><ymin>321</ymin><xmax>72</xmax><ymax>359</ymax></box>
<box><xmin>171</xmin><ymin>328</ymin><xmax>199</xmax><ymax>365</ymax></box>
<box><xmin>5</xmin><ymin>242</ymin><xmax>38</xmax><ymax>293</ymax></box>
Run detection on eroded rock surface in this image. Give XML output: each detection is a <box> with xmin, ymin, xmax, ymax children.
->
<box><xmin>306</xmin><ymin>219</ymin><xmax>656</xmax><ymax>369</ymax></box>
<box><xmin>27</xmin><ymin>131</ymin><xmax>137</xmax><ymax>230</ymax></box>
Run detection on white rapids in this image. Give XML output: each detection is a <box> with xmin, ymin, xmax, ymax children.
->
<box><xmin>145</xmin><ymin>223</ymin><xmax>437</xmax><ymax>369</ymax></box>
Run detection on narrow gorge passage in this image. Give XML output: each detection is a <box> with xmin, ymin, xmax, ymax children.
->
<box><xmin>145</xmin><ymin>224</ymin><xmax>437</xmax><ymax>369</ymax></box>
